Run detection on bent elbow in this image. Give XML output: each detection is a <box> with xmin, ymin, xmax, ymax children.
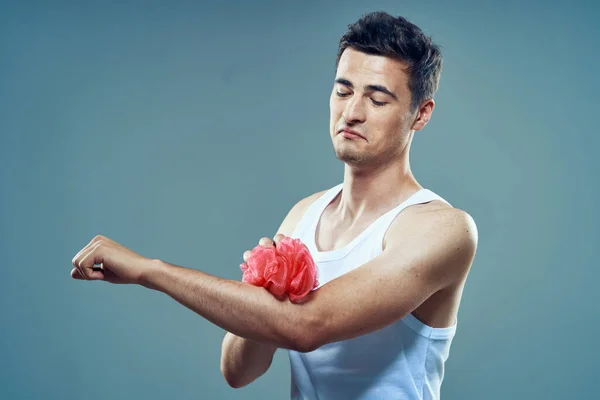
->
<box><xmin>287</xmin><ymin>316</ymin><xmax>323</xmax><ymax>353</ymax></box>
<box><xmin>220</xmin><ymin>365</ymin><xmax>247</xmax><ymax>389</ymax></box>
<box><xmin>291</xmin><ymin>338</ymin><xmax>320</xmax><ymax>353</ymax></box>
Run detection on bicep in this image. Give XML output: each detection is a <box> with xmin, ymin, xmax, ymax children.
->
<box><xmin>305</xmin><ymin>209</ymin><xmax>477</xmax><ymax>347</ymax></box>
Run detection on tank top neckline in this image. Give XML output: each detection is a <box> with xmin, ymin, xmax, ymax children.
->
<box><xmin>300</xmin><ymin>182</ymin><xmax>458</xmax><ymax>339</ymax></box>
<box><xmin>309</xmin><ymin>183</ymin><xmax>433</xmax><ymax>262</ymax></box>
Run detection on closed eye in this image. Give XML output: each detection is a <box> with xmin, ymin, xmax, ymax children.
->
<box><xmin>336</xmin><ymin>90</ymin><xmax>387</xmax><ymax>106</ymax></box>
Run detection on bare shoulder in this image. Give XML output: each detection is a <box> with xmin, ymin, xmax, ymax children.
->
<box><xmin>276</xmin><ymin>189</ymin><xmax>329</xmax><ymax>237</ymax></box>
<box><xmin>385</xmin><ymin>201</ymin><xmax>479</xmax><ymax>282</ymax></box>
<box><xmin>402</xmin><ymin>200</ymin><xmax>477</xmax><ymax>238</ymax></box>
<box><xmin>390</xmin><ymin>200</ymin><xmax>477</xmax><ymax>235</ymax></box>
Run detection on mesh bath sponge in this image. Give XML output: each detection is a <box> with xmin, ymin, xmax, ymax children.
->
<box><xmin>240</xmin><ymin>237</ymin><xmax>318</xmax><ymax>302</ymax></box>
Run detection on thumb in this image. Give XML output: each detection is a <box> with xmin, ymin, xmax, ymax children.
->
<box><xmin>70</xmin><ymin>267</ymin><xmax>104</xmax><ymax>281</ymax></box>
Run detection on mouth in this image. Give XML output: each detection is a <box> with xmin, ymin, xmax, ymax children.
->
<box><xmin>338</xmin><ymin>128</ymin><xmax>367</xmax><ymax>141</ymax></box>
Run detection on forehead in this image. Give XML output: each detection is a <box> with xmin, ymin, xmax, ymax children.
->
<box><xmin>336</xmin><ymin>47</ymin><xmax>410</xmax><ymax>94</ymax></box>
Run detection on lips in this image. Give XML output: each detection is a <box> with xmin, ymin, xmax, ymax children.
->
<box><xmin>339</xmin><ymin>128</ymin><xmax>366</xmax><ymax>141</ymax></box>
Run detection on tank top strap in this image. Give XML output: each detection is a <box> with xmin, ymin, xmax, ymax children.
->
<box><xmin>374</xmin><ymin>189</ymin><xmax>452</xmax><ymax>242</ymax></box>
<box><xmin>291</xmin><ymin>183</ymin><xmax>343</xmax><ymax>239</ymax></box>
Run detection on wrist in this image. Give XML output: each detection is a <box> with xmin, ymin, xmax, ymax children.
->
<box><xmin>139</xmin><ymin>258</ymin><xmax>166</xmax><ymax>291</ymax></box>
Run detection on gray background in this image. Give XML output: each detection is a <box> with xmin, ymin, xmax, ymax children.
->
<box><xmin>1</xmin><ymin>0</ymin><xmax>598</xmax><ymax>399</ymax></box>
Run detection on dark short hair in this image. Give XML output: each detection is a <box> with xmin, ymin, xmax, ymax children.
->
<box><xmin>336</xmin><ymin>11</ymin><xmax>443</xmax><ymax>112</ymax></box>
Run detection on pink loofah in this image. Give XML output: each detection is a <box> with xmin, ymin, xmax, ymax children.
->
<box><xmin>240</xmin><ymin>237</ymin><xmax>319</xmax><ymax>302</ymax></box>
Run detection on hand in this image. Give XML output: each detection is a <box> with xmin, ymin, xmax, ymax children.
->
<box><xmin>71</xmin><ymin>235</ymin><xmax>156</xmax><ymax>285</ymax></box>
<box><xmin>242</xmin><ymin>234</ymin><xmax>286</xmax><ymax>263</ymax></box>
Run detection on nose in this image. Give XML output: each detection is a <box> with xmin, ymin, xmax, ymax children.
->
<box><xmin>342</xmin><ymin>95</ymin><xmax>366</xmax><ymax>124</ymax></box>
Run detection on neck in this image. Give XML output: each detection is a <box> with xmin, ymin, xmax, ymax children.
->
<box><xmin>337</xmin><ymin>150</ymin><xmax>421</xmax><ymax>220</ymax></box>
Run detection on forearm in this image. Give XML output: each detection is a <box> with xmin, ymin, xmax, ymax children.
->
<box><xmin>141</xmin><ymin>259</ymin><xmax>312</xmax><ymax>351</ymax></box>
<box><xmin>221</xmin><ymin>332</ymin><xmax>276</xmax><ymax>388</ymax></box>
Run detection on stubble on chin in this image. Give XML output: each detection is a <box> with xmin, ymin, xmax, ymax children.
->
<box><xmin>333</xmin><ymin>145</ymin><xmax>371</xmax><ymax>166</ymax></box>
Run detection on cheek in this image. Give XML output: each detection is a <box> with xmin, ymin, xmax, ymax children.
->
<box><xmin>329</xmin><ymin>98</ymin><xmax>343</xmax><ymax>129</ymax></box>
<box><xmin>374</xmin><ymin>114</ymin><xmax>406</xmax><ymax>141</ymax></box>
<box><xmin>329</xmin><ymin>96</ymin><xmax>340</xmax><ymax>116</ymax></box>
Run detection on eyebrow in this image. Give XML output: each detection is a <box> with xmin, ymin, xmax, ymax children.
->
<box><xmin>335</xmin><ymin>78</ymin><xmax>399</xmax><ymax>101</ymax></box>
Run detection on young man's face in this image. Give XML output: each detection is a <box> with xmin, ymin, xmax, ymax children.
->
<box><xmin>329</xmin><ymin>47</ymin><xmax>431</xmax><ymax>167</ymax></box>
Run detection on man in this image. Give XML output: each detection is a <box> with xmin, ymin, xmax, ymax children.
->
<box><xmin>71</xmin><ymin>11</ymin><xmax>478</xmax><ymax>400</ymax></box>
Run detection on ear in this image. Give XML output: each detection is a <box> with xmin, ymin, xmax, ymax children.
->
<box><xmin>410</xmin><ymin>99</ymin><xmax>435</xmax><ymax>131</ymax></box>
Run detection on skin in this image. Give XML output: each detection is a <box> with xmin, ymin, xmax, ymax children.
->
<box><xmin>71</xmin><ymin>47</ymin><xmax>478</xmax><ymax>389</ymax></box>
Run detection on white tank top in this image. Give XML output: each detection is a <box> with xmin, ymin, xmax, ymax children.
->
<box><xmin>288</xmin><ymin>183</ymin><xmax>457</xmax><ymax>400</ymax></box>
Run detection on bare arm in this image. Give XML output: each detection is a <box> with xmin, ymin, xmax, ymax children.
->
<box><xmin>219</xmin><ymin>191</ymin><xmax>326</xmax><ymax>388</ymax></box>
<box><xmin>141</xmin><ymin>201</ymin><xmax>477</xmax><ymax>380</ymax></box>
<box><xmin>220</xmin><ymin>334</ymin><xmax>276</xmax><ymax>388</ymax></box>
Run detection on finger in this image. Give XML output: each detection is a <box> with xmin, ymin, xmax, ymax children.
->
<box><xmin>72</xmin><ymin>249</ymin><xmax>88</xmax><ymax>280</ymax></box>
<box><xmin>73</xmin><ymin>242</ymin><xmax>95</xmax><ymax>280</ymax></box>
<box><xmin>273</xmin><ymin>233</ymin><xmax>286</xmax><ymax>246</ymax></box>
<box><xmin>71</xmin><ymin>243</ymin><xmax>90</xmax><ymax>265</ymax></box>
<box><xmin>71</xmin><ymin>236</ymin><xmax>101</xmax><ymax>266</ymax></box>
<box><xmin>77</xmin><ymin>242</ymin><xmax>103</xmax><ymax>280</ymax></box>
<box><xmin>71</xmin><ymin>267</ymin><xmax>104</xmax><ymax>281</ymax></box>
<box><xmin>88</xmin><ymin>269</ymin><xmax>105</xmax><ymax>281</ymax></box>
<box><xmin>71</xmin><ymin>268</ymin><xmax>85</xmax><ymax>280</ymax></box>
<box><xmin>75</xmin><ymin>245</ymin><xmax>97</xmax><ymax>279</ymax></box>
<box><xmin>243</xmin><ymin>250</ymin><xmax>251</xmax><ymax>262</ymax></box>
<box><xmin>76</xmin><ymin>262</ymin><xmax>87</xmax><ymax>281</ymax></box>
<box><xmin>258</xmin><ymin>237</ymin><xmax>274</xmax><ymax>248</ymax></box>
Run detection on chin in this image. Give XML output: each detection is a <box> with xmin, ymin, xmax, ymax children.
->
<box><xmin>334</xmin><ymin>147</ymin><xmax>371</xmax><ymax>166</ymax></box>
